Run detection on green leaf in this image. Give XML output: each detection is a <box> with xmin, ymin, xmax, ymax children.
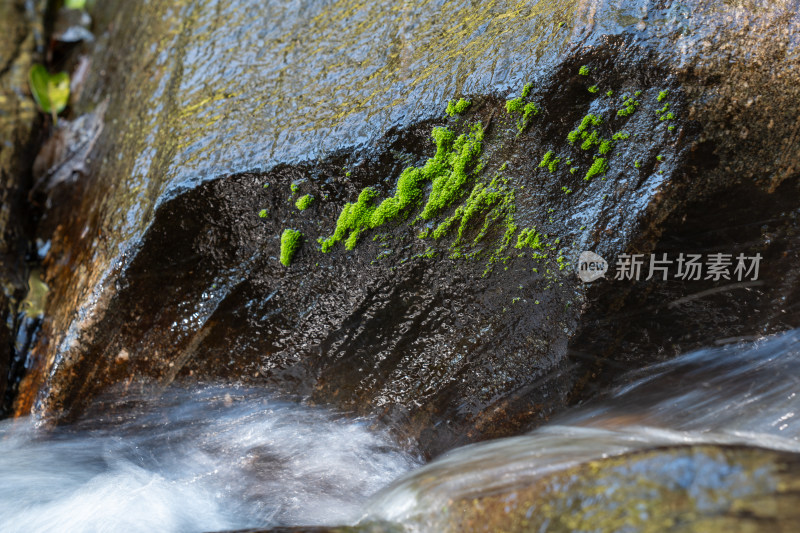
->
<box><xmin>28</xmin><ymin>64</ymin><xmax>70</xmax><ymax>116</ymax></box>
<box><xmin>64</xmin><ymin>0</ymin><xmax>87</xmax><ymax>9</ymax></box>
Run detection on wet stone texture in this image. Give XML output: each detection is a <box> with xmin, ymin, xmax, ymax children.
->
<box><xmin>0</xmin><ymin>0</ymin><xmax>42</xmax><ymax>415</ymax></box>
<box><xmin>12</xmin><ymin>0</ymin><xmax>800</xmax><ymax>457</ymax></box>
<box><xmin>439</xmin><ymin>445</ymin><xmax>800</xmax><ymax>532</ymax></box>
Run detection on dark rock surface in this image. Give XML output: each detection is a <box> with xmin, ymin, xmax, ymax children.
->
<box><xmin>0</xmin><ymin>0</ymin><xmax>42</xmax><ymax>415</ymax></box>
<box><xmin>12</xmin><ymin>0</ymin><xmax>800</xmax><ymax>458</ymax></box>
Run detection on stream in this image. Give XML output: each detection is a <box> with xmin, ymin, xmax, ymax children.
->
<box><xmin>2</xmin><ymin>329</ymin><xmax>799</xmax><ymax>532</ymax></box>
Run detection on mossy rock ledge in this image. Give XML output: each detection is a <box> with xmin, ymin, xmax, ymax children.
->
<box><xmin>9</xmin><ymin>0</ymin><xmax>800</xmax><ymax>458</ymax></box>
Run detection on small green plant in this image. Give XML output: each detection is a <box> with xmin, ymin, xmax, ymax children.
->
<box><xmin>539</xmin><ymin>150</ymin><xmax>560</xmax><ymax>172</ymax></box>
<box><xmin>579</xmin><ymin>65</ymin><xmax>590</xmax><ymax>75</ymax></box>
<box><xmin>446</xmin><ymin>98</ymin><xmax>471</xmax><ymax>116</ymax></box>
<box><xmin>561</xmin><ymin>186</ymin><xmax>572</xmax><ymax>195</ymax></box>
<box><xmin>28</xmin><ymin>64</ymin><xmax>70</xmax><ymax>121</ymax></box>
<box><xmin>296</xmin><ymin>194</ymin><xmax>314</xmax><ymax>210</ymax></box>
<box><xmin>258</xmin><ymin>209</ymin><xmax>268</xmax><ymax>218</ymax></box>
<box><xmin>521</xmin><ymin>82</ymin><xmax>533</xmax><ymax>98</ymax></box>
<box><xmin>616</xmin><ymin>95</ymin><xmax>639</xmax><ymax>117</ymax></box>
<box><xmin>606</xmin><ymin>90</ymin><xmax>613</xmax><ymax>97</ymax></box>
<box><xmin>280</xmin><ymin>229</ymin><xmax>302</xmax><ymax>266</ymax></box>
<box><xmin>585</xmin><ymin>157</ymin><xmax>608</xmax><ymax>181</ymax></box>
<box><xmin>290</xmin><ymin>182</ymin><xmax>300</xmax><ymax>194</ymax></box>
<box><xmin>658</xmin><ymin>90</ymin><xmax>669</xmax><ymax>102</ymax></box>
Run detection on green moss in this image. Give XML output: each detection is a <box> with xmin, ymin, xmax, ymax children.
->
<box><xmin>579</xmin><ymin>65</ymin><xmax>590</xmax><ymax>75</ymax></box>
<box><xmin>320</xmin><ymin>123</ymin><xmax>484</xmax><ymax>252</ymax></box>
<box><xmin>319</xmin><ymin>187</ymin><xmax>379</xmax><ymax>252</ymax></box>
<box><xmin>290</xmin><ymin>182</ymin><xmax>300</xmax><ymax>194</ymax></box>
<box><xmin>520</xmin><ymin>102</ymin><xmax>539</xmax><ymax>131</ymax></box>
<box><xmin>617</xmin><ymin>96</ymin><xmax>639</xmax><ymax>117</ymax></box>
<box><xmin>280</xmin><ymin>229</ymin><xmax>302</xmax><ymax>266</ymax></box>
<box><xmin>634</xmin><ymin>160</ymin><xmax>641</xmax><ymax>168</ymax></box>
<box><xmin>656</xmin><ymin>102</ymin><xmax>670</xmax><ymax>115</ymax></box>
<box><xmin>446</xmin><ymin>97</ymin><xmax>472</xmax><ymax>116</ymax></box>
<box><xmin>506</xmin><ymin>87</ymin><xmax>539</xmax><ymax>134</ymax></box>
<box><xmin>668</xmin><ymin>125</ymin><xmax>675</xmax><ymax>131</ymax></box>
<box><xmin>516</xmin><ymin>227</ymin><xmax>544</xmax><ymax>251</ymax></box>
<box><xmin>585</xmin><ymin>157</ymin><xmax>608</xmax><ymax>181</ymax></box>
<box><xmin>567</xmin><ymin>130</ymin><xmax>580</xmax><ymax>144</ymax></box>
<box><xmin>656</xmin><ymin>155</ymin><xmax>664</xmax><ymax>162</ymax></box>
<box><xmin>569</xmin><ymin>113</ymin><xmax>603</xmax><ymax>147</ymax></box>
<box><xmin>588</xmin><ymin>85</ymin><xmax>598</xmax><ymax>94</ymax></box>
<box><xmin>296</xmin><ymin>194</ymin><xmax>314</xmax><ymax>210</ymax></box>
<box><xmin>612</xmin><ymin>131</ymin><xmax>630</xmax><ymax>141</ymax></box>
<box><xmin>420</xmin><ymin>123</ymin><xmax>484</xmax><ymax>219</ymax></box>
<box><xmin>561</xmin><ymin>186</ymin><xmax>572</xmax><ymax>195</ymax></box>
<box><xmin>634</xmin><ymin>91</ymin><xmax>642</xmax><ymax>97</ymax></box>
<box><xmin>606</xmin><ymin>90</ymin><xmax>613</xmax><ymax>97</ymax></box>
<box><xmin>598</xmin><ymin>140</ymin><xmax>613</xmax><ymax>155</ymax></box>
<box><xmin>539</xmin><ymin>151</ymin><xmax>560</xmax><ymax>172</ymax></box>
<box><xmin>258</xmin><ymin>209</ymin><xmax>268</xmax><ymax>218</ymax></box>
<box><xmin>521</xmin><ymin>82</ymin><xmax>533</xmax><ymax>98</ymax></box>
<box><xmin>579</xmin><ymin>114</ymin><xmax>603</xmax><ymax>131</ymax></box>
<box><xmin>658</xmin><ymin>90</ymin><xmax>669</xmax><ymax>102</ymax></box>
<box><xmin>580</xmin><ymin>130</ymin><xmax>601</xmax><ymax>151</ymax></box>
<box><xmin>505</xmin><ymin>97</ymin><xmax>524</xmax><ymax>114</ymax></box>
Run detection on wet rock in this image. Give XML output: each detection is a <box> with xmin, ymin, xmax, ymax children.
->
<box><xmin>0</xmin><ymin>0</ymin><xmax>42</xmax><ymax>415</ymax></box>
<box><xmin>13</xmin><ymin>0</ymin><xmax>800</xmax><ymax>456</ymax></box>
<box><xmin>435</xmin><ymin>445</ymin><xmax>800</xmax><ymax>532</ymax></box>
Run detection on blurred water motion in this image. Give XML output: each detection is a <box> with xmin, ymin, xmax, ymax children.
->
<box><xmin>0</xmin><ymin>388</ymin><xmax>420</xmax><ymax>533</ymax></box>
<box><xmin>364</xmin><ymin>330</ymin><xmax>800</xmax><ymax>528</ymax></box>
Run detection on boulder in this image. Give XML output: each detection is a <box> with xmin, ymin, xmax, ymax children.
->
<box><xmin>13</xmin><ymin>0</ymin><xmax>800</xmax><ymax>457</ymax></box>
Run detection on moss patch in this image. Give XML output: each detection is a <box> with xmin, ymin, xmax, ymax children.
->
<box><xmin>280</xmin><ymin>229</ymin><xmax>302</xmax><ymax>266</ymax></box>
<box><xmin>446</xmin><ymin>98</ymin><xmax>472</xmax><ymax>116</ymax></box>
<box><xmin>585</xmin><ymin>157</ymin><xmax>608</xmax><ymax>181</ymax></box>
<box><xmin>319</xmin><ymin>122</ymin><xmax>485</xmax><ymax>252</ymax></box>
<box><xmin>506</xmin><ymin>84</ymin><xmax>539</xmax><ymax>134</ymax></box>
<box><xmin>539</xmin><ymin>150</ymin><xmax>560</xmax><ymax>172</ymax></box>
<box><xmin>296</xmin><ymin>194</ymin><xmax>314</xmax><ymax>210</ymax></box>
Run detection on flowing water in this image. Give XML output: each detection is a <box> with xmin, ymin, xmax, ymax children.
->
<box><xmin>0</xmin><ymin>388</ymin><xmax>421</xmax><ymax>532</ymax></box>
<box><xmin>2</xmin><ymin>329</ymin><xmax>800</xmax><ymax>532</ymax></box>
<box><xmin>360</xmin><ymin>329</ymin><xmax>800</xmax><ymax>529</ymax></box>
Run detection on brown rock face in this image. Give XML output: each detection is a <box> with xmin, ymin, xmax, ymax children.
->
<box><xmin>10</xmin><ymin>0</ymin><xmax>800</xmax><ymax>458</ymax></box>
<box><xmin>0</xmin><ymin>0</ymin><xmax>42</xmax><ymax>415</ymax></box>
